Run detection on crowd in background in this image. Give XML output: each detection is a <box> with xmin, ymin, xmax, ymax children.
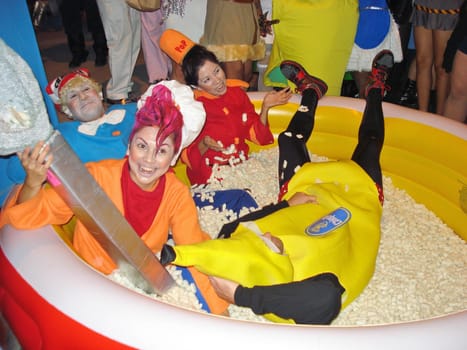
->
<box><xmin>28</xmin><ymin>0</ymin><xmax>466</xmax><ymax>122</ymax></box>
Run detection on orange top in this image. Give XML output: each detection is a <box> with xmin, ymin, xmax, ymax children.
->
<box><xmin>0</xmin><ymin>159</ymin><xmax>228</xmax><ymax>314</ymax></box>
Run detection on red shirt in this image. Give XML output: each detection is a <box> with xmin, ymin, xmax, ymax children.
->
<box><xmin>182</xmin><ymin>82</ymin><xmax>274</xmax><ymax>184</ymax></box>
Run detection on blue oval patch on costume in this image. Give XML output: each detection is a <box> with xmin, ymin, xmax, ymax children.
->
<box><xmin>305</xmin><ymin>207</ymin><xmax>352</xmax><ymax>236</ymax></box>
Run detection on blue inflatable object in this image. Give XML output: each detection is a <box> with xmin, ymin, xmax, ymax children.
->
<box><xmin>0</xmin><ymin>0</ymin><xmax>58</xmax><ymax>126</ymax></box>
<box><xmin>355</xmin><ymin>0</ymin><xmax>391</xmax><ymax>49</ymax></box>
<box><xmin>0</xmin><ymin>0</ymin><xmax>59</xmax><ymax>206</ymax></box>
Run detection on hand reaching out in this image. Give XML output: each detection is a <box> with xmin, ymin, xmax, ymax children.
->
<box><xmin>198</xmin><ymin>135</ymin><xmax>226</xmax><ymax>155</ymax></box>
<box><xmin>16</xmin><ymin>141</ymin><xmax>53</xmax><ymax>203</ymax></box>
<box><xmin>262</xmin><ymin>87</ymin><xmax>292</xmax><ymax>110</ymax></box>
<box><xmin>259</xmin><ymin>87</ymin><xmax>292</xmax><ymax>125</ymax></box>
<box><xmin>208</xmin><ymin>276</ymin><xmax>239</xmax><ymax>304</ymax></box>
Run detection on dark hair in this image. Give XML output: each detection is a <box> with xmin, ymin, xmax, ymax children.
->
<box><xmin>182</xmin><ymin>45</ymin><xmax>220</xmax><ymax>86</ymax></box>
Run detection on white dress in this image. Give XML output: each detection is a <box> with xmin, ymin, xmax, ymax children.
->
<box><xmin>346</xmin><ymin>12</ymin><xmax>403</xmax><ymax>72</ymax></box>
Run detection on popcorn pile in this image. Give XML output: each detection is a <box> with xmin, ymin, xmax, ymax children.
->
<box><xmin>112</xmin><ymin>148</ymin><xmax>467</xmax><ymax>325</ymax></box>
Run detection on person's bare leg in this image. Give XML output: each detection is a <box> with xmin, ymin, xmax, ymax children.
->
<box><xmin>414</xmin><ymin>26</ymin><xmax>434</xmax><ymax>112</ymax></box>
<box><xmin>443</xmin><ymin>49</ymin><xmax>467</xmax><ymax>122</ymax></box>
<box><xmin>433</xmin><ymin>29</ymin><xmax>453</xmax><ymax>114</ymax></box>
<box><xmin>222</xmin><ymin>60</ymin><xmax>244</xmax><ymax>80</ymax></box>
<box><xmin>243</xmin><ymin>59</ymin><xmax>253</xmax><ymax>86</ymax></box>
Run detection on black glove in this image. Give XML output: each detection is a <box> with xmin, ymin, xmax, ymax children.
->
<box><xmin>160</xmin><ymin>244</ymin><xmax>176</xmax><ymax>265</ymax></box>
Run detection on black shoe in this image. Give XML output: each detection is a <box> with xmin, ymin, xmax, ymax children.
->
<box><xmin>399</xmin><ymin>79</ymin><xmax>418</xmax><ymax>108</ymax></box>
<box><xmin>280</xmin><ymin>60</ymin><xmax>328</xmax><ymax>98</ymax></box>
<box><xmin>69</xmin><ymin>50</ymin><xmax>89</xmax><ymax>68</ymax></box>
<box><xmin>365</xmin><ymin>50</ymin><xmax>394</xmax><ymax>97</ymax></box>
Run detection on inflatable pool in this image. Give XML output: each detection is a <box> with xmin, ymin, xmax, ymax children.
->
<box><xmin>1</xmin><ymin>95</ymin><xmax>466</xmax><ymax>349</ymax></box>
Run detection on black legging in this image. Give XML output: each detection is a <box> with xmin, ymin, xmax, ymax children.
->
<box><xmin>278</xmin><ymin>88</ymin><xmax>384</xmax><ymax>189</ymax></box>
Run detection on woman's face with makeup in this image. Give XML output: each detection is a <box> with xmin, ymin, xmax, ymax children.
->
<box><xmin>128</xmin><ymin>126</ymin><xmax>175</xmax><ymax>190</ymax></box>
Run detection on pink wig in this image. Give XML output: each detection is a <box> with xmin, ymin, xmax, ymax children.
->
<box><xmin>130</xmin><ymin>84</ymin><xmax>184</xmax><ymax>155</ymax></box>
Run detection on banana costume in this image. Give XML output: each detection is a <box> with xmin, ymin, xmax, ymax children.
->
<box><xmin>165</xmin><ymin>160</ymin><xmax>382</xmax><ymax>323</ymax></box>
<box><xmin>264</xmin><ymin>0</ymin><xmax>359</xmax><ymax>95</ymax></box>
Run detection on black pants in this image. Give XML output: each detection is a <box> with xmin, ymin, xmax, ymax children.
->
<box><xmin>235</xmin><ymin>273</ymin><xmax>345</xmax><ymax>325</ymax></box>
<box><xmin>278</xmin><ymin>88</ymin><xmax>384</xmax><ymax>190</ymax></box>
<box><xmin>59</xmin><ymin>0</ymin><xmax>107</xmax><ymax>56</ymax></box>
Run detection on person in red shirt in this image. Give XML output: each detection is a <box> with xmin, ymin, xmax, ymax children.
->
<box><xmin>160</xmin><ymin>29</ymin><xmax>292</xmax><ymax>185</ymax></box>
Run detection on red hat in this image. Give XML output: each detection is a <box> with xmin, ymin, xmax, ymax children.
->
<box><xmin>159</xmin><ymin>29</ymin><xmax>196</xmax><ymax>65</ymax></box>
<box><xmin>46</xmin><ymin>68</ymin><xmax>91</xmax><ymax>106</ymax></box>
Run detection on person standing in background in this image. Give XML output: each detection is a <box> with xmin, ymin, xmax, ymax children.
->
<box><xmin>347</xmin><ymin>0</ymin><xmax>403</xmax><ymax>99</ymax></box>
<box><xmin>442</xmin><ymin>37</ymin><xmax>467</xmax><ymax>123</ymax></box>
<box><xmin>200</xmin><ymin>0</ymin><xmax>266</xmax><ymax>85</ymax></box>
<box><xmin>140</xmin><ymin>8</ymin><xmax>171</xmax><ymax>84</ymax></box>
<box><xmin>59</xmin><ymin>0</ymin><xmax>108</xmax><ymax>68</ymax></box>
<box><xmin>164</xmin><ymin>0</ymin><xmax>207</xmax><ymax>43</ymax></box>
<box><xmin>164</xmin><ymin>0</ymin><xmax>208</xmax><ymax>83</ymax></box>
<box><xmin>96</xmin><ymin>0</ymin><xmax>141</xmax><ymax>104</ymax></box>
<box><xmin>442</xmin><ymin>0</ymin><xmax>467</xmax><ymax>122</ymax></box>
<box><xmin>385</xmin><ymin>0</ymin><xmax>414</xmax><ymax>104</ymax></box>
<box><xmin>411</xmin><ymin>0</ymin><xmax>463</xmax><ymax>114</ymax></box>
<box><xmin>263</xmin><ymin>0</ymin><xmax>358</xmax><ymax>96</ymax></box>
<box><xmin>140</xmin><ymin>0</ymin><xmax>205</xmax><ymax>85</ymax></box>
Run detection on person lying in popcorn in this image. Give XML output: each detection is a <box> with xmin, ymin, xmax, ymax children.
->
<box><xmin>160</xmin><ymin>29</ymin><xmax>292</xmax><ymax>186</ymax></box>
<box><xmin>160</xmin><ymin>51</ymin><xmax>395</xmax><ymax>324</ymax></box>
<box><xmin>0</xmin><ymin>81</ymin><xmax>229</xmax><ymax>316</ymax></box>
<box><xmin>1</xmin><ymin>68</ymin><xmax>136</xmax><ymax>206</ymax></box>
